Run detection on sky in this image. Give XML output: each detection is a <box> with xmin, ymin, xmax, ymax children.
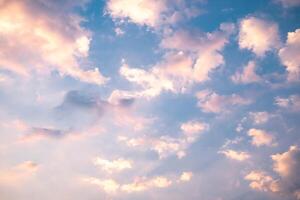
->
<box><xmin>0</xmin><ymin>0</ymin><xmax>300</xmax><ymax>199</ymax></box>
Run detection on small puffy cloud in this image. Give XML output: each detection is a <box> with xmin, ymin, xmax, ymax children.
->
<box><xmin>244</xmin><ymin>171</ymin><xmax>278</xmax><ymax>192</ymax></box>
<box><xmin>275</xmin><ymin>0</ymin><xmax>300</xmax><ymax>8</ymax></box>
<box><xmin>239</xmin><ymin>16</ymin><xmax>280</xmax><ymax>56</ymax></box>
<box><xmin>249</xmin><ymin>111</ymin><xmax>272</xmax><ymax>125</ymax></box>
<box><xmin>114</xmin><ymin>27</ymin><xmax>125</xmax><ymax>36</ymax></box>
<box><xmin>93</xmin><ymin>157</ymin><xmax>132</xmax><ymax>173</ymax></box>
<box><xmin>196</xmin><ymin>90</ymin><xmax>251</xmax><ymax>113</ymax></box>
<box><xmin>248</xmin><ymin>128</ymin><xmax>275</xmax><ymax>147</ymax></box>
<box><xmin>278</xmin><ymin>29</ymin><xmax>300</xmax><ymax>81</ymax></box>
<box><xmin>219</xmin><ymin>149</ymin><xmax>251</xmax><ymax>161</ymax></box>
<box><xmin>275</xmin><ymin>95</ymin><xmax>300</xmax><ymax>112</ymax></box>
<box><xmin>179</xmin><ymin>172</ymin><xmax>193</xmax><ymax>182</ymax></box>
<box><xmin>180</xmin><ymin>121</ymin><xmax>209</xmax><ymax>142</ymax></box>
<box><xmin>0</xmin><ymin>0</ymin><xmax>108</xmax><ymax>84</ymax></box>
<box><xmin>231</xmin><ymin>61</ymin><xmax>262</xmax><ymax>84</ymax></box>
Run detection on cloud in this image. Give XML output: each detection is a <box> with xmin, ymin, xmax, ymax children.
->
<box><xmin>161</xmin><ymin>23</ymin><xmax>235</xmax><ymax>82</ymax></box>
<box><xmin>244</xmin><ymin>171</ymin><xmax>278</xmax><ymax>192</ymax></box>
<box><xmin>249</xmin><ymin>111</ymin><xmax>272</xmax><ymax>125</ymax></box>
<box><xmin>121</xmin><ymin>176</ymin><xmax>172</xmax><ymax>193</ymax></box>
<box><xmin>84</xmin><ymin>178</ymin><xmax>120</xmax><ymax>193</ymax></box>
<box><xmin>219</xmin><ymin>149</ymin><xmax>251</xmax><ymax>161</ymax></box>
<box><xmin>0</xmin><ymin>161</ymin><xmax>38</xmax><ymax>186</ymax></box>
<box><xmin>278</xmin><ymin>29</ymin><xmax>300</xmax><ymax>81</ymax></box>
<box><xmin>275</xmin><ymin>95</ymin><xmax>300</xmax><ymax>112</ymax></box>
<box><xmin>119</xmin><ymin>120</ymin><xmax>208</xmax><ymax>159</ymax></box>
<box><xmin>196</xmin><ymin>90</ymin><xmax>251</xmax><ymax>113</ymax></box>
<box><xmin>239</xmin><ymin>16</ymin><xmax>280</xmax><ymax>56</ymax></box>
<box><xmin>20</xmin><ymin>127</ymin><xmax>65</xmax><ymax>142</ymax></box>
<box><xmin>271</xmin><ymin>146</ymin><xmax>300</xmax><ymax>180</ymax></box>
<box><xmin>119</xmin><ymin>63</ymin><xmax>175</xmax><ymax>98</ymax></box>
<box><xmin>246</xmin><ymin>146</ymin><xmax>300</xmax><ymax>199</ymax></box>
<box><xmin>231</xmin><ymin>61</ymin><xmax>262</xmax><ymax>84</ymax></box>
<box><xmin>105</xmin><ymin>0</ymin><xmax>167</xmax><ymax>27</ymax></box>
<box><xmin>275</xmin><ymin>0</ymin><xmax>300</xmax><ymax>8</ymax></box>
<box><xmin>93</xmin><ymin>157</ymin><xmax>132</xmax><ymax>173</ymax></box>
<box><xmin>85</xmin><ymin>175</ymin><xmax>172</xmax><ymax>194</ymax></box>
<box><xmin>0</xmin><ymin>0</ymin><xmax>108</xmax><ymax>84</ymax></box>
<box><xmin>105</xmin><ymin>0</ymin><xmax>202</xmax><ymax>28</ymax></box>
<box><xmin>179</xmin><ymin>172</ymin><xmax>193</xmax><ymax>182</ymax></box>
<box><xmin>248</xmin><ymin>128</ymin><xmax>275</xmax><ymax>147</ymax></box>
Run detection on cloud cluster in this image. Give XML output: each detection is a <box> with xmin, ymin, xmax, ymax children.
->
<box><xmin>0</xmin><ymin>0</ymin><xmax>108</xmax><ymax>84</ymax></box>
<box><xmin>119</xmin><ymin>120</ymin><xmax>208</xmax><ymax>159</ymax></box>
<box><xmin>246</xmin><ymin>146</ymin><xmax>300</xmax><ymax>199</ymax></box>
<box><xmin>196</xmin><ymin>89</ymin><xmax>251</xmax><ymax>113</ymax></box>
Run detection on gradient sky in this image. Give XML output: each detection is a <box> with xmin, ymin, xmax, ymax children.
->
<box><xmin>0</xmin><ymin>0</ymin><xmax>300</xmax><ymax>200</ymax></box>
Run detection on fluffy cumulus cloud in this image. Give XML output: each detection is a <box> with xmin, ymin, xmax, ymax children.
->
<box><xmin>238</xmin><ymin>16</ymin><xmax>280</xmax><ymax>56</ymax></box>
<box><xmin>244</xmin><ymin>171</ymin><xmax>278</xmax><ymax>192</ymax></box>
<box><xmin>246</xmin><ymin>146</ymin><xmax>300</xmax><ymax>199</ymax></box>
<box><xmin>196</xmin><ymin>89</ymin><xmax>251</xmax><ymax>113</ymax></box>
<box><xmin>278</xmin><ymin>29</ymin><xmax>300</xmax><ymax>81</ymax></box>
<box><xmin>0</xmin><ymin>0</ymin><xmax>108</xmax><ymax>84</ymax></box>
<box><xmin>248</xmin><ymin>128</ymin><xmax>275</xmax><ymax>147</ymax></box>
<box><xmin>231</xmin><ymin>61</ymin><xmax>262</xmax><ymax>84</ymax></box>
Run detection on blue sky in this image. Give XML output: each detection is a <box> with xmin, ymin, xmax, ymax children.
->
<box><xmin>0</xmin><ymin>0</ymin><xmax>300</xmax><ymax>199</ymax></box>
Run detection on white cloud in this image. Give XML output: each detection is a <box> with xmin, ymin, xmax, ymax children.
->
<box><xmin>278</xmin><ymin>29</ymin><xmax>300</xmax><ymax>81</ymax></box>
<box><xmin>248</xmin><ymin>128</ymin><xmax>275</xmax><ymax>147</ymax></box>
<box><xmin>106</xmin><ymin>0</ymin><xmax>167</xmax><ymax>27</ymax></box>
<box><xmin>231</xmin><ymin>61</ymin><xmax>262</xmax><ymax>84</ymax></box>
<box><xmin>219</xmin><ymin>149</ymin><xmax>250</xmax><ymax>161</ymax></box>
<box><xmin>0</xmin><ymin>0</ymin><xmax>108</xmax><ymax>85</ymax></box>
<box><xmin>119</xmin><ymin>63</ymin><xmax>175</xmax><ymax>98</ymax></box>
<box><xmin>93</xmin><ymin>157</ymin><xmax>132</xmax><ymax>173</ymax></box>
<box><xmin>239</xmin><ymin>16</ymin><xmax>280</xmax><ymax>56</ymax></box>
<box><xmin>196</xmin><ymin>90</ymin><xmax>251</xmax><ymax>113</ymax></box>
